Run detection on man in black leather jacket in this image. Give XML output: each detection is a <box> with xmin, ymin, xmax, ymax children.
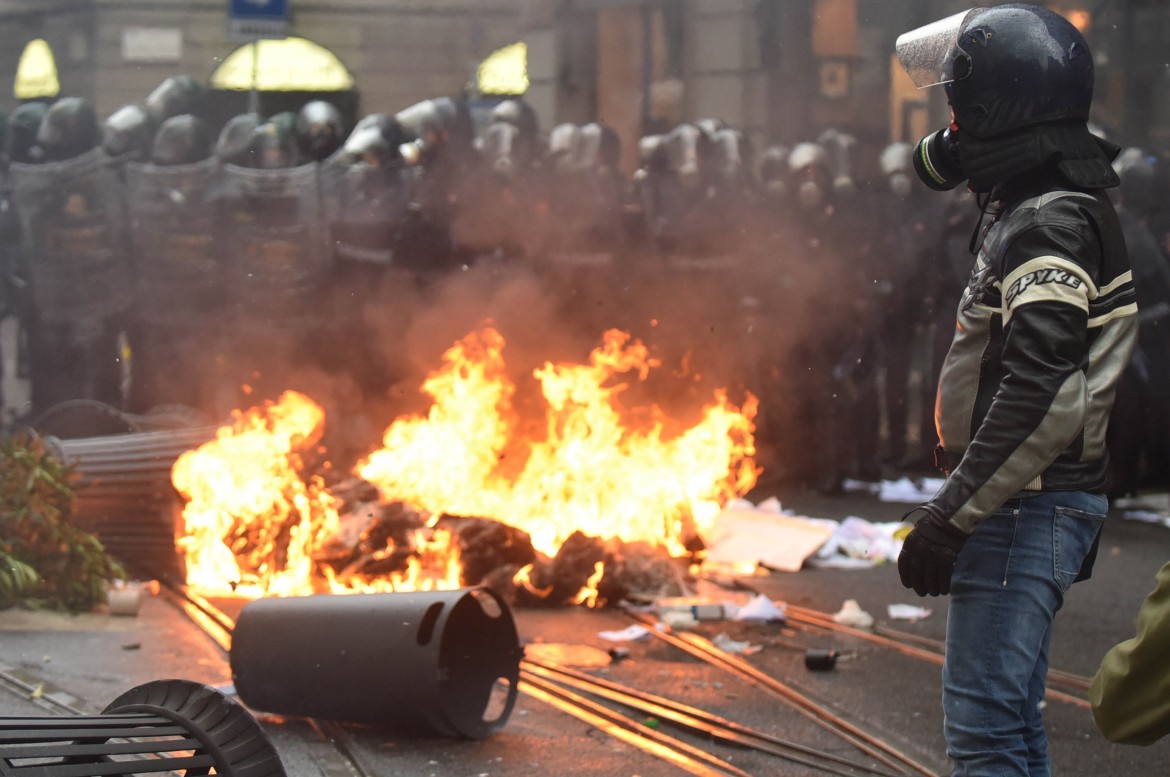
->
<box><xmin>894</xmin><ymin>6</ymin><xmax>1138</xmax><ymax>774</ymax></box>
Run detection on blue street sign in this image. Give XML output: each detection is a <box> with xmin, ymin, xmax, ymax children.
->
<box><xmin>230</xmin><ymin>0</ymin><xmax>288</xmax><ymax>20</ymax></box>
<box><xmin>228</xmin><ymin>0</ymin><xmax>290</xmax><ymax>41</ymax></box>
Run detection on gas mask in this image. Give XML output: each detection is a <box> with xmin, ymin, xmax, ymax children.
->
<box><xmin>912</xmin><ymin>125</ymin><xmax>964</xmax><ymax>191</ymax></box>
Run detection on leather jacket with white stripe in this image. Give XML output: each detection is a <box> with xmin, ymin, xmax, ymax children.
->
<box><xmin>928</xmin><ymin>179</ymin><xmax>1138</xmax><ymax>533</ymax></box>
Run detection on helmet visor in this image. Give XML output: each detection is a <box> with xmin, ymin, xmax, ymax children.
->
<box><xmin>895</xmin><ymin>9</ymin><xmax>980</xmax><ymax>88</ymax></box>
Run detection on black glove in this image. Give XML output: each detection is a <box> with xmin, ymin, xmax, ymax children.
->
<box><xmin>897</xmin><ymin>506</ymin><xmax>969</xmax><ymax>597</ymax></box>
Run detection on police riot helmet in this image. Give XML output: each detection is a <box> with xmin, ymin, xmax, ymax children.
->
<box><xmin>342</xmin><ymin>113</ymin><xmax>409</xmax><ymax>166</ymax></box>
<box><xmin>145</xmin><ymin>75</ymin><xmax>207</xmax><ymax>126</ymax></box>
<box><xmin>664</xmin><ymin>122</ymin><xmax>712</xmax><ymax>185</ymax></box>
<box><xmin>151</xmin><ymin>114</ymin><xmax>212</xmax><ymax>166</ymax></box>
<box><xmin>7</xmin><ymin>102</ymin><xmax>49</xmax><ymax>163</ymax></box>
<box><xmin>758</xmin><ymin>145</ymin><xmax>790</xmax><ymax>201</ymax></box>
<box><xmin>295</xmin><ymin>100</ymin><xmax>345</xmax><ymax>162</ymax></box>
<box><xmin>102</xmin><ymin>103</ymin><xmax>154</xmax><ymax>161</ymax></box>
<box><xmin>490</xmin><ymin>99</ymin><xmax>539</xmax><ymax>143</ymax></box>
<box><xmin>816</xmin><ymin>128</ymin><xmax>858</xmax><ymax>200</ymax></box>
<box><xmin>215</xmin><ymin>113</ymin><xmax>262</xmax><ymax>165</ymax></box>
<box><xmin>487</xmin><ymin>99</ymin><xmax>541</xmax><ymax>169</ymax></box>
<box><xmin>579</xmin><ymin>122</ymin><xmax>621</xmax><ymax>172</ymax></box>
<box><xmin>395</xmin><ymin>97</ymin><xmax>474</xmax><ymax>166</ymax></box>
<box><xmin>787</xmin><ymin>141</ymin><xmax>830</xmax><ymax>209</ymax></box>
<box><xmin>879</xmin><ymin>142</ymin><xmax>915</xmax><ymax>198</ymax></box>
<box><xmin>758</xmin><ymin>145</ymin><xmax>789</xmax><ymax>183</ymax></box>
<box><xmin>246</xmin><ymin>120</ymin><xmax>301</xmax><ymax>169</ymax></box>
<box><xmin>693</xmin><ymin>118</ymin><xmax>726</xmax><ymax>138</ymax></box>
<box><xmin>635</xmin><ymin>134</ymin><xmax>669</xmax><ymax>179</ymax></box>
<box><xmin>547</xmin><ymin>123</ymin><xmax>582</xmax><ymax>173</ymax></box>
<box><xmin>1112</xmin><ymin>147</ymin><xmax>1157</xmax><ymax>213</ymax></box>
<box><xmin>37</xmin><ymin>97</ymin><xmax>100</xmax><ymax>161</ymax></box>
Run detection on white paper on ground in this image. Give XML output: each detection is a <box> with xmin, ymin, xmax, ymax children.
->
<box><xmin>704</xmin><ymin>505</ymin><xmax>836</xmax><ymax>572</ymax></box>
<box><xmin>597</xmin><ymin>625</ymin><xmax>651</xmax><ymax>642</ymax></box>
<box><xmin>888</xmin><ymin>603</ymin><xmax>933</xmax><ymax>620</ymax></box>
<box><xmin>812</xmin><ymin>516</ymin><xmax>906</xmax><ymax>567</ymax></box>
<box><xmin>731</xmin><ymin>593</ymin><xmax>787</xmax><ymax>621</ymax></box>
<box><xmin>879</xmin><ymin>476</ymin><xmax>945</xmax><ymax>503</ymax></box>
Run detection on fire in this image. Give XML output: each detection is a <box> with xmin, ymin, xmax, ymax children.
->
<box><xmin>173</xmin><ymin>327</ymin><xmax>759</xmax><ymax>600</ymax></box>
<box><xmin>360</xmin><ymin>327</ymin><xmax>759</xmax><ymax>557</ymax></box>
<box><xmin>171</xmin><ymin>391</ymin><xmax>339</xmax><ymax>597</ymax></box>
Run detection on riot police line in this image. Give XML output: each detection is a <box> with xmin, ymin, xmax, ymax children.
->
<box><xmin>0</xmin><ymin>76</ymin><xmax>1164</xmax><ymax>497</ymax></box>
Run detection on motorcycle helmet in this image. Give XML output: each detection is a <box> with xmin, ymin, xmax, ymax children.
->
<box><xmin>896</xmin><ymin>4</ymin><xmax>1117</xmax><ymax>191</ymax></box>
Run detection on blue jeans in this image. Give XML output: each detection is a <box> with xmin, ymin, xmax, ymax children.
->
<box><xmin>943</xmin><ymin>490</ymin><xmax>1105</xmax><ymax>777</ymax></box>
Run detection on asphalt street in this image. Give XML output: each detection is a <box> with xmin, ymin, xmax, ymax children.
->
<box><xmin>2</xmin><ymin>484</ymin><xmax>1169</xmax><ymax>777</ymax></box>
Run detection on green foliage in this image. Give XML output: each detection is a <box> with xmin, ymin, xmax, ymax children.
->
<box><xmin>0</xmin><ymin>550</ymin><xmax>39</xmax><ymax>609</ymax></box>
<box><xmin>0</xmin><ymin>432</ymin><xmax>126</xmax><ymax>612</ymax></box>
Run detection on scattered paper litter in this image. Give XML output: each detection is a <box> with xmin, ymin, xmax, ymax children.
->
<box><xmin>888</xmin><ymin>603</ymin><xmax>933</xmax><ymax>621</ymax></box>
<box><xmin>832</xmin><ymin>599</ymin><xmax>874</xmax><ymax>629</ymax></box>
<box><xmin>730</xmin><ymin>594</ymin><xmax>787</xmax><ymax>622</ymax></box>
<box><xmin>878</xmin><ymin>476</ymin><xmax>945</xmax><ymax>503</ymax></box>
<box><xmin>704</xmin><ymin>499</ymin><xmax>836</xmax><ymax>572</ymax></box>
<box><xmin>809</xmin><ymin>516</ymin><xmax>905</xmax><ymax>568</ymax></box>
<box><xmin>598</xmin><ymin>625</ymin><xmax>651</xmax><ymax>642</ymax></box>
<box><xmin>1116</xmin><ymin>493</ymin><xmax>1170</xmax><ymax>528</ymax></box>
<box><xmin>660</xmin><ymin>610</ymin><xmax>700</xmax><ymax>630</ymax></box>
<box><xmin>1123</xmin><ymin>510</ymin><xmax>1170</xmax><ymax>528</ymax></box>
<box><xmin>712</xmin><ymin>632</ymin><xmax>762</xmax><ymax>655</ymax></box>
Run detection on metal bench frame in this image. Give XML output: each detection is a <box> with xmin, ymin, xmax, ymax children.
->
<box><xmin>0</xmin><ymin>679</ymin><xmax>285</xmax><ymax>777</ymax></box>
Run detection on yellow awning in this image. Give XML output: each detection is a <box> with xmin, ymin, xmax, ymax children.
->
<box><xmin>477</xmin><ymin>41</ymin><xmax>528</xmax><ymax>96</ymax></box>
<box><xmin>14</xmin><ymin>39</ymin><xmax>60</xmax><ymax>100</ymax></box>
<box><xmin>211</xmin><ymin>36</ymin><xmax>354</xmax><ymax>92</ymax></box>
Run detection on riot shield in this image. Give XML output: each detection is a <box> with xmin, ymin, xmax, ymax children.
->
<box><xmin>320</xmin><ymin>152</ymin><xmax>411</xmax><ymax>270</ymax></box>
<box><xmin>125</xmin><ymin>157</ymin><xmax>221</xmax><ymax>327</ymax></box>
<box><xmin>9</xmin><ymin>148</ymin><xmax>132</xmax><ymax>327</ymax></box>
<box><xmin>216</xmin><ymin>161</ymin><xmax>329</xmax><ymax>321</ymax></box>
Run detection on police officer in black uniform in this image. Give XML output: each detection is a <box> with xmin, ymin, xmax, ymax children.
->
<box><xmin>124</xmin><ymin>113</ymin><xmax>218</xmax><ymax>414</ymax></box>
<box><xmin>9</xmin><ymin>97</ymin><xmax>132</xmax><ymax>418</ymax></box>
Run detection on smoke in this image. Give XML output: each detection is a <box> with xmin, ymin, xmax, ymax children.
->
<box><xmin>212</xmin><ymin>243</ymin><xmax>783</xmax><ymax>471</ymax></box>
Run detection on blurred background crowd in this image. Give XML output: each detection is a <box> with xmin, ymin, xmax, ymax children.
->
<box><xmin>0</xmin><ymin>76</ymin><xmax>1166</xmax><ymax>500</ymax></box>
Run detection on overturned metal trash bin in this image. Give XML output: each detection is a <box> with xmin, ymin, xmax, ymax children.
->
<box><xmin>229</xmin><ymin>588</ymin><xmax>521</xmax><ymax>739</ymax></box>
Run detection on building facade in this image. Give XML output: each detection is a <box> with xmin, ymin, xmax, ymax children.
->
<box><xmin>0</xmin><ymin>0</ymin><xmax>1164</xmax><ymax>173</ymax></box>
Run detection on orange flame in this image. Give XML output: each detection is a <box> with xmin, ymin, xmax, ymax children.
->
<box><xmin>173</xmin><ymin>327</ymin><xmax>759</xmax><ymax>601</ymax></box>
<box><xmin>359</xmin><ymin>327</ymin><xmax>759</xmax><ymax>557</ymax></box>
<box><xmin>171</xmin><ymin>390</ymin><xmax>338</xmax><ymax>597</ymax></box>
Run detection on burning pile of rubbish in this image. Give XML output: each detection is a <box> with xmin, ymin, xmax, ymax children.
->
<box><xmin>172</xmin><ymin>325</ymin><xmax>760</xmax><ymax>608</ymax></box>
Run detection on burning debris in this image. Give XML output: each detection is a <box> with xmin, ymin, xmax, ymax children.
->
<box><xmin>170</xmin><ymin>325</ymin><xmax>759</xmax><ymax>606</ymax></box>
